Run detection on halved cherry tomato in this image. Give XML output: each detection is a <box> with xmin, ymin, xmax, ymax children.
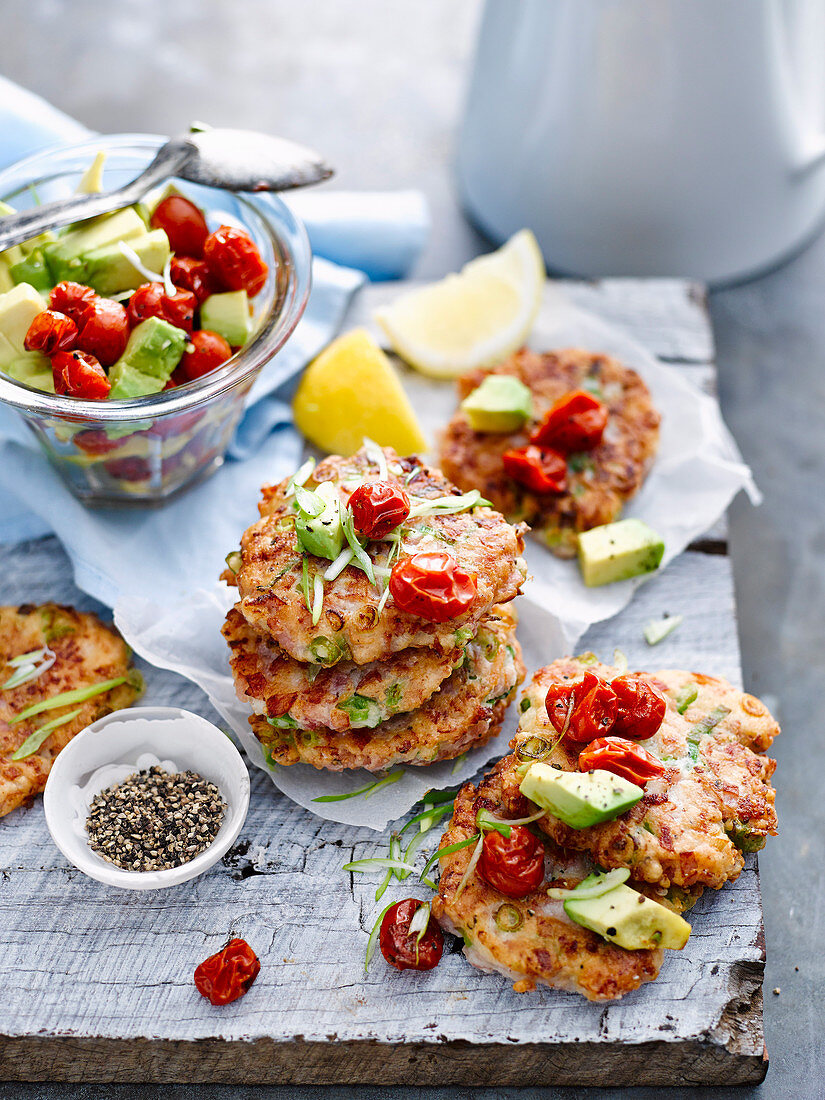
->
<box><xmin>48</xmin><ymin>281</ymin><xmax>98</xmax><ymax>323</ymax></box>
<box><xmin>76</xmin><ymin>298</ymin><xmax>129</xmax><ymax>367</ymax></box>
<box><xmin>478</xmin><ymin>826</ymin><xmax>545</xmax><ymax>898</ymax></box>
<box><xmin>502</xmin><ymin>444</ymin><xmax>567</xmax><ymax>494</ymax></box>
<box><xmin>389</xmin><ymin>551</ymin><xmax>477</xmax><ymax>623</ymax></box>
<box><xmin>24</xmin><ymin>310</ymin><xmax>77</xmax><ymax>355</ymax></box>
<box><xmin>204</xmin><ymin>225</ymin><xmax>268</xmax><ymax>297</ymax></box>
<box><xmin>151</xmin><ymin>195</ymin><xmax>209</xmax><ymax>258</ymax></box>
<box><xmin>51</xmin><ymin>350</ymin><xmax>110</xmax><ymax>399</ymax></box>
<box><xmin>611</xmin><ymin>675</ymin><xmax>666</xmax><ymax>740</ymax></box>
<box><xmin>379</xmin><ymin>899</ymin><xmax>444</xmax><ymax>971</ymax></box>
<box><xmin>170</xmin><ymin>256</ymin><xmax>218</xmax><ymax>303</ymax></box>
<box><xmin>544</xmin><ymin>671</ymin><xmax>618</xmax><ymax>743</ymax></box>
<box><xmin>127</xmin><ymin>282</ymin><xmax>196</xmax><ymax>333</ymax></box>
<box><xmin>349</xmin><ymin>481</ymin><xmax>410</xmax><ymax>539</ymax></box>
<box><xmin>578</xmin><ymin>736</ymin><xmax>667</xmax><ymax>786</ymax></box>
<box><xmin>531</xmin><ymin>390</ymin><xmax>608</xmax><ymax>453</ymax></box>
<box><xmin>194</xmin><ymin>938</ymin><xmax>261</xmax><ymax>1005</ymax></box>
<box><xmin>180</xmin><ymin>329</ymin><xmax>232</xmax><ymax>381</ymax></box>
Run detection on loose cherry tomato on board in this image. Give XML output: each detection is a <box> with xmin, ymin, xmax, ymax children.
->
<box><xmin>389</xmin><ymin>551</ymin><xmax>477</xmax><ymax>623</ymax></box>
<box><xmin>478</xmin><ymin>826</ymin><xmax>545</xmax><ymax>898</ymax></box>
<box><xmin>48</xmin><ymin>281</ymin><xmax>98</xmax><ymax>323</ymax></box>
<box><xmin>531</xmin><ymin>390</ymin><xmax>608</xmax><ymax>453</ymax></box>
<box><xmin>170</xmin><ymin>256</ymin><xmax>218</xmax><ymax>303</ymax></box>
<box><xmin>349</xmin><ymin>481</ymin><xmax>410</xmax><ymax>539</ymax></box>
<box><xmin>502</xmin><ymin>444</ymin><xmax>567</xmax><ymax>494</ymax></box>
<box><xmin>51</xmin><ymin>350</ymin><xmax>110</xmax><ymax>399</ymax></box>
<box><xmin>193</xmin><ymin>938</ymin><xmax>261</xmax><ymax>1006</ymax></box>
<box><xmin>204</xmin><ymin>224</ymin><xmax>269</xmax><ymax>297</ymax></box>
<box><xmin>379</xmin><ymin>899</ymin><xmax>444</xmax><ymax>971</ymax></box>
<box><xmin>76</xmin><ymin>297</ymin><xmax>129</xmax><ymax>367</ymax></box>
<box><xmin>578</xmin><ymin>736</ymin><xmax>667</xmax><ymax>786</ymax></box>
<box><xmin>24</xmin><ymin>310</ymin><xmax>77</xmax><ymax>355</ymax></box>
<box><xmin>180</xmin><ymin>329</ymin><xmax>233</xmax><ymax>381</ymax></box>
<box><xmin>544</xmin><ymin>671</ymin><xmax>618</xmax><ymax>743</ymax></box>
<box><xmin>611</xmin><ymin>675</ymin><xmax>666</xmax><ymax>740</ymax></box>
<box><xmin>127</xmin><ymin>282</ymin><xmax>197</xmax><ymax>333</ymax></box>
<box><xmin>150</xmin><ymin>194</ymin><xmax>209</xmax><ymax>258</ymax></box>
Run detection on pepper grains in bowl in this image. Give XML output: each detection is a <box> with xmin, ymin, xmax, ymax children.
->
<box><xmin>86</xmin><ymin>765</ymin><xmax>227</xmax><ymax>872</ymax></box>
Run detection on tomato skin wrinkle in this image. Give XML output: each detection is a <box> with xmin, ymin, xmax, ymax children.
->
<box><xmin>349</xmin><ymin>481</ymin><xmax>410</xmax><ymax>539</ymax></box>
<box><xmin>128</xmin><ymin>282</ymin><xmax>196</xmax><ymax>333</ymax></box>
<box><xmin>181</xmin><ymin>329</ymin><xmax>232</xmax><ymax>381</ymax></box>
<box><xmin>530</xmin><ymin>389</ymin><xmax>608</xmax><ymax>453</ymax></box>
<box><xmin>170</xmin><ymin>256</ymin><xmax>218</xmax><ymax>303</ymax></box>
<box><xmin>51</xmin><ymin>350</ymin><xmax>110</xmax><ymax>399</ymax></box>
<box><xmin>194</xmin><ymin>938</ymin><xmax>261</xmax><ymax>1006</ymax></box>
<box><xmin>204</xmin><ymin>224</ymin><xmax>269</xmax><ymax>298</ymax></box>
<box><xmin>76</xmin><ymin>297</ymin><xmax>129</xmax><ymax>367</ymax></box>
<box><xmin>502</xmin><ymin>444</ymin><xmax>567</xmax><ymax>494</ymax></box>
<box><xmin>578</xmin><ymin>736</ymin><xmax>667</xmax><ymax>786</ymax></box>
<box><xmin>151</xmin><ymin>195</ymin><xmax>209</xmax><ymax>259</ymax></box>
<box><xmin>379</xmin><ymin>899</ymin><xmax>444</xmax><ymax>971</ymax></box>
<box><xmin>611</xmin><ymin>675</ymin><xmax>666</xmax><ymax>740</ymax></box>
<box><xmin>389</xmin><ymin>551</ymin><xmax>477</xmax><ymax>623</ymax></box>
<box><xmin>48</xmin><ymin>281</ymin><xmax>97</xmax><ymax>322</ymax></box>
<box><xmin>478</xmin><ymin>826</ymin><xmax>544</xmax><ymax>898</ymax></box>
<box><xmin>545</xmin><ymin>671</ymin><xmax>618</xmax><ymax>743</ymax></box>
<box><xmin>24</xmin><ymin>310</ymin><xmax>77</xmax><ymax>355</ymax></box>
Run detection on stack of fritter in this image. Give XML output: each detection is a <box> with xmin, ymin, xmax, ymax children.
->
<box><xmin>222</xmin><ymin>445</ymin><xmax>528</xmax><ymax>771</ymax></box>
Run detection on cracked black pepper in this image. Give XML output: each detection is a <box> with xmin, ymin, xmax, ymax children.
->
<box><xmin>85</xmin><ymin>765</ymin><xmax>227</xmax><ymax>872</ymax></box>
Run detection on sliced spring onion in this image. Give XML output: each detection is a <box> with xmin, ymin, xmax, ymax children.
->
<box><xmin>224</xmin><ymin>550</ymin><xmax>242</xmax><ymax>575</ymax></box>
<box><xmin>337</xmin><ymin>693</ymin><xmax>383</xmax><ymax>729</ymax></box>
<box><xmin>495</xmin><ymin>903</ymin><xmax>523</xmax><ymax>932</ymax></box>
<box><xmin>410</xmin><ymin>901</ymin><xmax>432</xmax><ymax>964</ymax></box>
<box><xmin>375</xmin><ymin>834</ymin><xmax>400</xmax><ymax>901</ymax></box>
<box><xmin>2</xmin><ymin>646</ymin><xmax>55</xmax><ymax>691</ymax></box>
<box><xmin>674</xmin><ymin>683</ymin><xmax>698</xmax><ymax>715</ymax></box>
<box><xmin>475</xmin><ymin>807</ymin><xmax>546</xmax><ymax>838</ymax></box>
<box><xmin>285</xmin><ymin>457</ymin><xmax>316</xmax><ymax>498</ymax></box>
<box><xmin>398</xmin><ymin>829</ymin><xmax>428</xmax><ymax>881</ymax></box>
<box><xmin>362</xmin><ymin>437</ymin><xmax>389</xmax><ymax>480</ymax></box>
<box><xmin>7</xmin><ymin>648</ymin><xmax>50</xmax><ymax>668</ymax></box>
<box><xmin>311</xmin><ymin>572</ymin><xmax>324</xmax><ymax>626</ymax></box>
<box><xmin>341</xmin><ymin>507</ymin><xmax>376</xmax><ymax>585</ymax></box>
<box><xmin>313</xmin><ymin>767</ymin><xmax>404</xmax><ymax>802</ymax></box>
<box><xmin>547</xmin><ymin>868</ymin><xmax>630</xmax><ymax>901</ymax></box>
<box><xmin>451</xmin><ymin>752</ymin><xmax>467</xmax><ymax>775</ymax></box>
<box><xmin>161</xmin><ymin>254</ymin><xmax>176</xmax><ymax>298</ymax></box>
<box><xmin>376</xmin><ymin>585</ymin><xmax>392</xmax><ymax>614</ymax></box>
<box><xmin>397</xmin><ymin>803</ymin><xmax>453</xmax><ymax>836</ymax></box>
<box><xmin>11</xmin><ymin>708</ymin><xmax>82</xmax><ymax>761</ymax></box>
<box><xmin>644</xmin><ymin>614</ymin><xmax>684</xmax><ymax>646</ymax></box>
<box><xmin>324</xmin><ymin>547</ymin><xmax>354</xmax><ymax>581</ymax></box>
<box><xmin>12</xmin><ymin>677</ymin><xmax>127</xmax><ymax>724</ymax></box>
<box><xmin>117</xmin><ymin>240</ymin><xmax>164</xmax><ymax>284</ymax></box>
<box><xmin>687</xmin><ymin>705</ymin><xmax>732</xmax><ymax>763</ymax></box>
<box><xmin>454</xmin><ymin>833</ymin><xmax>485</xmax><ymax>901</ymax></box>
<box><xmin>301</xmin><ymin>557</ymin><xmax>312</xmax><ymax>616</ymax></box>
<box><xmin>613</xmin><ymin>648</ymin><xmax>628</xmax><ymax>674</ymax></box>
<box><xmin>365</xmin><ymin>900</ymin><xmax>396</xmax><ymax>973</ymax></box>
<box><xmin>406</xmin><ymin>489</ymin><xmax>491</xmax><ymax>520</ymax></box>
<box><xmin>419</xmin><ymin>833</ymin><xmax>481</xmax><ymax>882</ymax></box>
<box><xmin>294</xmin><ymin>484</ymin><xmax>325</xmax><ymax>518</ymax></box>
<box><xmin>343</xmin><ymin>856</ymin><xmax>421</xmax><ymax>875</ymax></box>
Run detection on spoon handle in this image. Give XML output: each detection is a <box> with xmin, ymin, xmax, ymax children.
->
<box><xmin>0</xmin><ymin>141</ymin><xmax>193</xmax><ymax>252</ymax></box>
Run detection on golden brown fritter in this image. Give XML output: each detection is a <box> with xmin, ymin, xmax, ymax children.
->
<box><xmin>507</xmin><ymin>656</ymin><xmax>779</xmax><ymax>891</ymax></box>
<box><xmin>225</xmin><ymin>446</ymin><xmax>527</xmax><ymax>665</ymax></box>
<box><xmin>0</xmin><ymin>603</ymin><xmax>141</xmax><ymax>818</ymax></box>
<box><xmin>439</xmin><ymin>348</ymin><xmax>660</xmax><ymax>557</ymax></box>
<box><xmin>250</xmin><ymin>606</ymin><xmax>525</xmax><ymax>771</ymax></box>
<box><xmin>432</xmin><ymin>756</ymin><xmax>664</xmax><ymax>1001</ymax></box>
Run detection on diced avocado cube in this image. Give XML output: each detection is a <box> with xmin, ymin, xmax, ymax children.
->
<box><xmin>461</xmin><ymin>375</ymin><xmax>533</xmax><ymax>432</ymax></box>
<box><xmin>42</xmin><ymin>207</ymin><xmax>147</xmax><ymax>284</ymax></box>
<box><xmin>577</xmin><ymin>518</ymin><xmax>665</xmax><ymax>587</ymax></box>
<box><xmin>81</xmin><ymin>229</ymin><xmax>171</xmax><ymax>296</ymax></box>
<box><xmin>108</xmin><ymin>316</ymin><xmax>187</xmax><ymax>399</ymax></box>
<box><xmin>3</xmin><ymin>353</ymin><xmax>55</xmax><ymax>393</ymax></box>
<box><xmin>200</xmin><ymin>290</ymin><xmax>251</xmax><ymax>347</ymax></box>
<box><xmin>520</xmin><ymin>762</ymin><xmax>643</xmax><ymax>829</ymax></box>
<box><xmin>564</xmin><ymin>883</ymin><xmax>691</xmax><ymax>951</ymax></box>
<box><xmin>9</xmin><ymin>250</ymin><xmax>52</xmax><ymax>292</ymax></box>
<box><xmin>0</xmin><ymin>265</ymin><xmax>13</xmax><ymax>293</ymax></box>
<box><xmin>0</xmin><ymin>283</ymin><xmax>47</xmax><ymax>352</ymax></box>
<box><xmin>296</xmin><ymin>481</ymin><xmax>344</xmax><ymax>561</ymax></box>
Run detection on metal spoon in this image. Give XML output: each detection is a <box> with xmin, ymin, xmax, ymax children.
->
<box><xmin>0</xmin><ymin>128</ymin><xmax>333</xmax><ymax>251</ymax></box>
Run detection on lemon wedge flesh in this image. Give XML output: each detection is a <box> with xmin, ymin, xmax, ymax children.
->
<box><xmin>374</xmin><ymin>229</ymin><xmax>545</xmax><ymax>379</ymax></box>
<box><xmin>293</xmin><ymin>328</ymin><xmax>428</xmax><ymax>456</ymax></box>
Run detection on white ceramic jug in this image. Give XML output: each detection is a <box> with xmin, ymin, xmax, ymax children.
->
<box><xmin>458</xmin><ymin>0</ymin><xmax>825</xmax><ymax>283</ymax></box>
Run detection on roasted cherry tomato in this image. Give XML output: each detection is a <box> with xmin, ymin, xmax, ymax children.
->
<box><xmin>24</xmin><ymin>310</ymin><xmax>77</xmax><ymax>355</ymax></box>
<box><xmin>479</xmin><ymin>825</ymin><xmax>545</xmax><ymax>898</ymax></box>
<box><xmin>544</xmin><ymin>671</ymin><xmax>618</xmax><ymax>743</ymax></box>
<box><xmin>75</xmin><ymin>297</ymin><xmax>129</xmax><ymax>367</ymax></box>
<box><xmin>51</xmin><ymin>350</ymin><xmax>110</xmax><ymax>399</ymax></box>
<box><xmin>48</xmin><ymin>281</ymin><xmax>98</xmax><ymax>323</ymax></box>
<box><xmin>349</xmin><ymin>481</ymin><xmax>410</xmax><ymax>539</ymax></box>
<box><xmin>379</xmin><ymin>899</ymin><xmax>444</xmax><ymax>972</ymax></box>
<box><xmin>170</xmin><ymin>256</ymin><xmax>218</xmax><ymax>303</ymax></box>
<box><xmin>204</xmin><ymin>224</ymin><xmax>269</xmax><ymax>297</ymax></box>
<box><xmin>578</xmin><ymin>736</ymin><xmax>667</xmax><ymax>786</ymax></box>
<box><xmin>502</xmin><ymin>444</ymin><xmax>567</xmax><ymax>494</ymax></box>
<box><xmin>73</xmin><ymin>428</ymin><xmax>126</xmax><ymax>456</ymax></box>
<box><xmin>150</xmin><ymin>194</ymin><xmax>210</xmax><ymax>258</ymax></box>
<box><xmin>180</xmin><ymin>329</ymin><xmax>233</xmax><ymax>381</ymax></box>
<box><xmin>193</xmin><ymin>938</ymin><xmax>261</xmax><ymax>1006</ymax></box>
<box><xmin>531</xmin><ymin>390</ymin><xmax>608</xmax><ymax>453</ymax></box>
<box><xmin>611</xmin><ymin>674</ymin><xmax>667</xmax><ymax>740</ymax></box>
<box><xmin>389</xmin><ymin>551</ymin><xmax>477</xmax><ymax>623</ymax></box>
<box><xmin>127</xmin><ymin>282</ymin><xmax>196</xmax><ymax>333</ymax></box>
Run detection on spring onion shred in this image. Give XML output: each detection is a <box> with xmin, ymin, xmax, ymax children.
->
<box><xmin>643</xmin><ymin>614</ymin><xmax>684</xmax><ymax>646</ymax></box>
<box><xmin>400</xmin><ymin>829</ymin><xmax>428</xmax><ymax>877</ymax></box>
<box><xmin>406</xmin><ymin>490</ymin><xmax>491</xmax><ymax>520</ymax></box>
<box><xmin>295</xmin><ymin>484</ymin><xmax>325</xmax><ymax>518</ymax></box>
<box><xmin>2</xmin><ymin>646</ymin><xmax>55</xmax><ymax>691</ymax></box>
<box><xmin>372</xmin><ymin>565</ymin><xmax>392</xmax><ymax>580</ymax></box>
<box><xmin>454</xmin><ymin>833</ymin><xmax>485</xmax><ymax>901</ymax></box>
<box><xmin>476</xmin><ymin>807</ymin><xmax>546</xmax><ymax>838</ymax></box>
<box><xmin>419</xmin><ymin>833</ymin><xmax>480</xmax><ymax>882</ymax></box>
<box><xmin>375</xmin><ymin>834</ymin><xmax>400</xmax><ymax>901</ymax></box>
<box><xmin>301</xmin><ymin>557</ymin><xmax>312</xmax><ymax>615</ymax></box>
<box><xmin>613</xmin><ymin>648</ymin><xmax>628</xmax><ymax>674</ymax></box>
<box><xmin>341</xmin><ymin>507</ymin><xmax>376</xmax><ymax>585</ymax></box>
<box><xmin>11</xmin><ymin>708</ymin><xmax>82</xmax><ymax>761</ymax></box>
<box><xmin>547</xmin><ymin>868</ymin><xmax>630</xmax><ymax>901</ymax></box>
<box><xmin>451</xmin><ymin>752</ymin><xmax>467</xmax><ymax>775</ymax></box>
<box><xmin>311</xmin><ymin>572</ymin><xmax>324</xmax><ymax>626</ymax></box>
<box><xmin>312</xmin><ymin>767</ymin><xmax>404</xmax><ymax>802</ymax></box>
<box><xmin>162</xmin><ymin>254</ymin><xmax>176</xmax><ymax>298</ymax></box>
<box><xmin>8</xmin><ymin>648</ymin><xmax>50</xmax><ymax>667</ymax></box>
<box><xmin>343</xmin><ymin>857</ymin><xmax>421</xmax><ymax>875</ymax></box>
<box><xmin>286</xmin><ymin>457</ymin><xmax>316</xmax><ymax>498</ymax></box>
<box><xmin>12</xmin><ymin>677</ymin><xmax>126</xmax><ymax>724</ymax></box>
<box><xmin>362</xmin><ymin>437</ymin><xmax>388</xmax><ymax>480</ymax></box>
<box><xmin>325</xmin><ymin>547</ymin><xmax>353</xmax><ymax>581</ymax></box>
<box><xmin>365</xmin><ymin>900</ymin><xmax>396</xmax><ymax>973</ymax></box>
<box><xmin>117</xmin><ymin>240</ymin><xmax>165</xmax><ymax>285</ymax></box>
<box><xmin>409</xmin><ymin>901</ymin><xmax>431</xmax><ymax>966</ymax></box>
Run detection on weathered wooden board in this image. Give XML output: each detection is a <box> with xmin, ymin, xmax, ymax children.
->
<box><xmin>0</xmin><ymin>280</ymin><xmax>766</xmax><ymax>1086</ymax></box>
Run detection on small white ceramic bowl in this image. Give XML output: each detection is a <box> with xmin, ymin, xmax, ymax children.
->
<box><xmin>43</xmin><ymin>706</ymin><xmax>250</xmax><ymax>890</ymax></box>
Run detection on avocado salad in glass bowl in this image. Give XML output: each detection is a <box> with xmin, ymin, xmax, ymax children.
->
<box><xmin>0</xmin><ymin>135</ymin><xmax>311</xmax><ymax>504</ymax></box>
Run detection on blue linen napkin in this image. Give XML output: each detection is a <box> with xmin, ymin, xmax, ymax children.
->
<box><xmin>0</xmin><ymin>79</ymin><xmax>429</xmax><ymax>606</ymax></box>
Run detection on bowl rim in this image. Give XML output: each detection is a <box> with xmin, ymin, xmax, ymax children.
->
<box><xmin>0</xmin><ymin>133</ymin><xmax>312</xmax><ymax>422</ymax></box>
<box><xmin>42</xmin><ymin>704</ymin><xmax>251</xmax><ymax>891</ymax></box>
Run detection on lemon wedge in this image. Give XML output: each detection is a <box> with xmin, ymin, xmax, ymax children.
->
<box><xmin>374</xmin><ymin>229</ymin><xmax>545</xmax><ymax>379</ymax></box>
<box><xmin>292</xmin><ymin>328</ymin><xmax>428</xmax><ymax>456</ymax></box>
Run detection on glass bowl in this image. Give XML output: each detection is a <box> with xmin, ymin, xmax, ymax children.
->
<box><xmin>0</xmin><ymin>134</ymin><xmax>312</xmax><ymax>504</ymax></box>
